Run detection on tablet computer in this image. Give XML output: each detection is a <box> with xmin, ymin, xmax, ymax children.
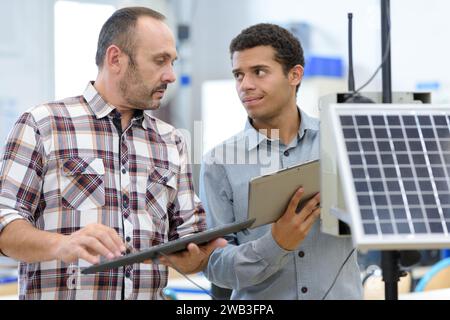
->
<box><xmin>248</xmin><ymin>159</ymin><xmax>320</xmax><ymax>228</ymax></box>
<box><xmin>81</xmin><ymin>218</ymin><xmax>255</xmax><ymax>274</ymax></box>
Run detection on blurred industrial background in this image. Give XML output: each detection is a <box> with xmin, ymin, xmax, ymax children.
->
<box><xmin>1</xmin><ymin>0</ymin><xmax>450</xmax><ymax>299</ymax></box>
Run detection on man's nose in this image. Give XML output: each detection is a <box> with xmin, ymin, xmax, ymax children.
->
<box><xmin>162</xmin><ymin>65</ymin><xmax>176</xmax><ymax>83</ymax></box>
<box><xmin>239</xmin><ymin>74</ymin><xmax>256</xmax><ymax>92</ymax></box>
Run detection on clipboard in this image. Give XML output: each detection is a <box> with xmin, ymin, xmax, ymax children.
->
<box><xmin>247</xmin><ymin>159</ymin><xmax>320</xmax><ymax>228</ymax></box>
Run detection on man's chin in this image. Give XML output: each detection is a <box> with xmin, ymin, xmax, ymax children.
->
<box><xmin>130</xmin><ymin>99</ymin><xmax>160</xmax><ymax>111</ymax></box>
<box><xmin>150</xmin><ymin>100</ymin><xmax>161</xmax><ymax>110</ymax></box>
<box><xmin>246</xmin><ymin>108</ymin><xmax>263</xmax><ymax>119</ymax></box>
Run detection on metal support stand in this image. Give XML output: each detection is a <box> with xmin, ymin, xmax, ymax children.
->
<box><xmin>381</xmin><ymin>250</ymin><xmax>421</xmax><ymax>300</ymax></box>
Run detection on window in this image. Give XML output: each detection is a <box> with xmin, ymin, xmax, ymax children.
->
<box><xmin>201</xmin><ymin>80</ymin><xmax>247</xmax><ymax>153</ymax></box>
<box><xmin>54</xmin><ymin>1</ymin><xmax>115</xmax><ymax>99</ymax></box>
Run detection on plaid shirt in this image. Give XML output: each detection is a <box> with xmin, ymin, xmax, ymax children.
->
<box><xmin>0</xmin><ymin>82</ymin><xmax>206</xmax><ymax>300</ymax></box>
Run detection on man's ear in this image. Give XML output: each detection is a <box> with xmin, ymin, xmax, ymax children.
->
<box><xmin>289</xmin><ymin>64</ymin><xmax>304</xmax><ymax>87</ymax></box>
<box><xmin>104</xmin><ymin>45</ymin><xmax>124</xmax><ymax>74</ymax></box>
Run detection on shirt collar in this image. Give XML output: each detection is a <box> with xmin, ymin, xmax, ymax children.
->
<box><xmin>298</xmin><ymin>107</ymin><xmax>319</xmax><ymax>139</ymax></box>
<box><xmin>143</xmin><ymin>111</ymin><xmax>156</xmax><ymax>131</ymax></box>
<box><xmin>244</xmin><ymin>121</ymin><xmax>270</xmax><ymax>151</ymax></box>
<box><xmin>244</xmin><ymin>107</ymin><xmax>319</xmax><ymax>151</ymax></box>
<box><xmin>83</xmin><ymin>82</ymin><xmax>116</xmax><ymax>119</ymax></box>
<box><xmin>83</xmin><ymin>81</ymin><xmax>147</xmax><ymax>129</ymax></box>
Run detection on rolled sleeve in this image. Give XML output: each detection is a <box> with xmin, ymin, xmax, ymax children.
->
<box><xmin>0</xmin><ymin>209</ymin><xmax>30</xmax><ymax>234</ymax></box>
<box><xmin>0</xmin><ymin>113</ymin><xmax>44</xmax><ymax>235</ymax></box>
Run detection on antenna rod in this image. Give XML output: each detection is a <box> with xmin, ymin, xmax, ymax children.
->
<box><xmin>380</xmin><ymin>0</ymin><xmax>398</xmax><ymax>301</ymax></box>
<box><xmin>347</xmin><ymin>13</ymin><xmax>355</xmax><ymax>92</ymax></box>
<box><xmin>381</xmin><ymin>0</ymin><xmax>392</xmax><ymax>103</ymax></box>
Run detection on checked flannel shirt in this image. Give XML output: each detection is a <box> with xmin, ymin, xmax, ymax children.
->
<box><xmin>0</xmin><ymin>82</ymin><xmax>206</xmax><ymax>300</ymax></box>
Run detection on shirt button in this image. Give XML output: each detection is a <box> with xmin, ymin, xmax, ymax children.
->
<box><xmin>126</xmin><ymin>248</ymin><xmax>131</xmax><ymax>254</ymax></box>
<box><xmin>126</xmin><ymin>236</ymin><xmax>131</xmax><ymax>242</ymax></box>
<box><xmin>298</xmin><ymin>251</ymin><xmax>305</xmax><ymax>258</ymax></box>
<box><xmin>125</xmin><ymin>270</ymin><xmax>131</xmax><ymax>278</ymax></box>
<box><xmin>122</xmin><ymin>196</ymin><xmax>129</xmax><ymax>208</ymax></box>
<box><xmin>122</xmin><ymin>168</ymin><xmax>126</xmax><ymax>174</ymax></box>
<box><xmin>301</xmin><ymin>287</ymin><xmax>308</xmax><ymax>294</ymax></box>
<box><xmin>284</xmin><ymin>150</ymin><xmax>290</xmax><ymax>157</ymax></box>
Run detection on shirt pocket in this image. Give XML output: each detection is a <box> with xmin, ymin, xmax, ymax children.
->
<box><xmin>145</xmin><ymin>165</ymin><xmax>178</xmax><ymax>220</ymax></box>
<box><xmin>60</xmin><ymin>157</ymin><xmax>105</xmax><ymax>210</ymax></box>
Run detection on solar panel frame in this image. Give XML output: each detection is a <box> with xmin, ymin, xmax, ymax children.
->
<box><xmin>329</xmin><ymin>104</ymin><xmax>450</xmax><ymax>251</ymax></box>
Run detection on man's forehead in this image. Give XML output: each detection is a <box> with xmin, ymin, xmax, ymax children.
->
<box><xmin>232</xmin><ymin>46</ymin><xmax>278</xmax><ymax>68</ymax></box>
<box><xmin>134</xmin><ymin>17</ymin><xmax>177</xmax><ymax>56</ymax></box>
<box><xmin>136</xmin><ymin>15</ymin><xmax>167</xmax><ymax>31</ymax></box>
<box><xmin>135</xmin><ymin>17</ymin><xmax>174</xmax><ymax>41</ymax></box>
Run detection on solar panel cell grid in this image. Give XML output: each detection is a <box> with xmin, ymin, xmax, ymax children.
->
<box><xmin>339</xmin><ymin>113</ymin><xmax>450</xmax><ymax>237</ymax></box>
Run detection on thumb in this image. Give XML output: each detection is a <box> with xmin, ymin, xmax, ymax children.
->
<box><xmin>201</xmin><ymin>238</ymin><xmax>228</xmax><ymax>255</ymax></box>
<box><xmin>187</xmin><ymin>238</ymin><xmax>227</xmax><ymax>256</ymax></box>
<box><xmin>210</xmin><ymin>237</ymin><xmax>227</xmax><ymax>248</ymax></box>
<box><xmin>186</xmin><ymin>243</ymin><xmax>201</xmax><ymax>255</ymax></box>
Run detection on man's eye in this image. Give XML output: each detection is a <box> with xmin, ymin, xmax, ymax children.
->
<box><xmin>256</xmin><ymin>69</ymin><xmax>266</xmax><ymax>76</ymax></box>
<box><xmin>234</xmin><ymin>73</ymin><xmax>243</xmax><ymax>80</ymax></box>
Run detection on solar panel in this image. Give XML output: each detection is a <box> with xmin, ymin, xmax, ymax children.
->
<box><xmin>329</xmin><ymin>104</ymin><xmax>450</xmax><ymax>250</ymax></box>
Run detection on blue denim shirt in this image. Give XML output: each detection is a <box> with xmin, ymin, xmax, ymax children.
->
<box><xmin>200</xmin><ymin>109</ymin><xmax>363</xmax><ymax>300</ymax></box>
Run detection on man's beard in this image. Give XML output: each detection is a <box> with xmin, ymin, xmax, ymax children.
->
<box><xmin>119</xmin><ymin>64</ymin><xmax>165</xmax><ymax>110</ymax></box>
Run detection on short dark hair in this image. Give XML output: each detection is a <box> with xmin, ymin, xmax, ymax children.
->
<box><xmin>95</xmin><ymin>7</ymin><xmax>165</xmax><ymax>68</ymax></box>
<box><xmin>230</xmin><ymin>23</ymin><xmax>305</xmax><ymax>92</ymax></box>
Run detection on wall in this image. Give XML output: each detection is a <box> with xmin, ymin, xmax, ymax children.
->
<box><xmin>0</xmin><ymin>0</ymin><xmax>55</xmax><ymax>145</ymax></box>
